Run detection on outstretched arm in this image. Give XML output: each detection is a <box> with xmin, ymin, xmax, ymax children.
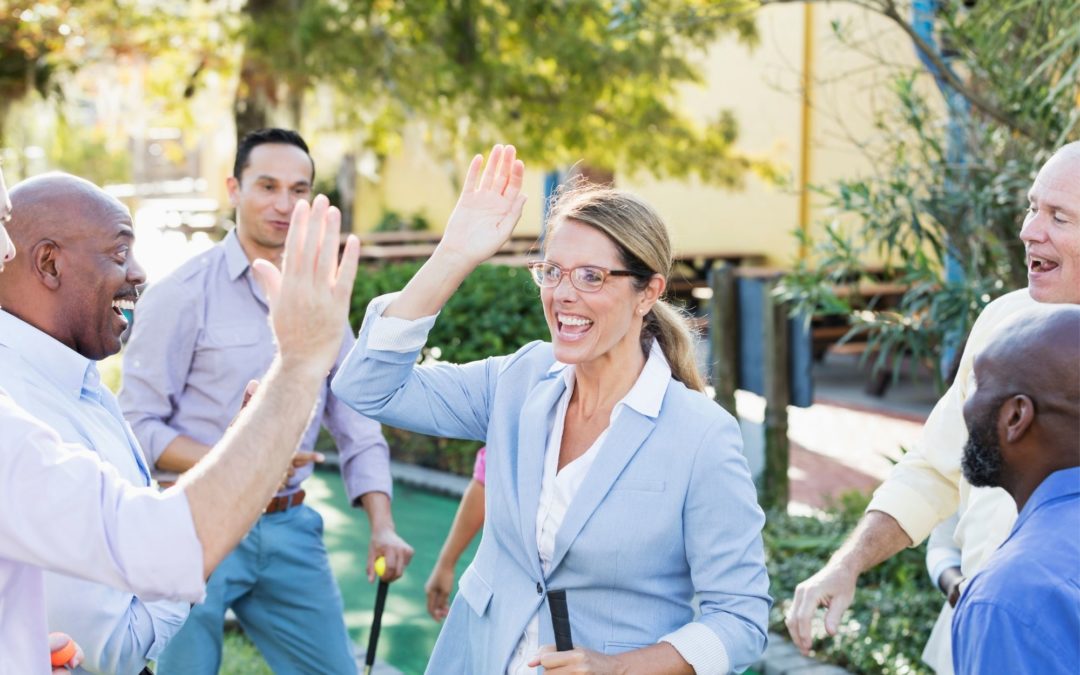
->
<box><xmin>0</xmin><ymin>195</ymin><xmax>360</xmax><ymax>598</ymax></box>
<box><xmin>383</xmin><ymin>144</ymin><xmax>526</xmax><ymax>321</ymax></box>
<box><xmin>785</xmin><ymin>510</ymin><xmax>912</xmax><ymax>654</ymax></box>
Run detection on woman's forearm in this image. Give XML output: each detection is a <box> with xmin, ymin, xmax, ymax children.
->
<box><xmin>384</xmin><ymin>145</ymin><xmax>526</xmax><ymax>320</ymax></box>
<box><xmin>383</xmin><ymin>248</ymin><xmax>475</xmax><ymax>320</ymax></box>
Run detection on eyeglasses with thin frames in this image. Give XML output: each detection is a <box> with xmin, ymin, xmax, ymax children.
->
<box><xmin>526</xmin><ymin>261</ymin><xmax>639</xmax><ymax>293</ymax></box>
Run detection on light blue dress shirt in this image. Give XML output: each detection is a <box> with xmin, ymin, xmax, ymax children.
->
<box><xmin>0</xmin><ymin>309</ymin><xmax>189</xmax><ymax>674</ymax></box>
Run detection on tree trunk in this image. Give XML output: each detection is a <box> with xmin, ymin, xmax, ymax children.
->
<box><xmin>233</xmin><ymin>0</ymin><xmax>300</xmax><ymax>141</ymax></box>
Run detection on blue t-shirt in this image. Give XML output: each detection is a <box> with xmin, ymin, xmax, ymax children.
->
<box><xmin>952</xmin><ymin>467</ymin><xmax>1080</xmax><ymax>674</ymax></box>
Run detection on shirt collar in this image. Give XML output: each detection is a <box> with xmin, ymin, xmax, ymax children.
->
<box><xmin>547</xmin><ymin>340</ymin><xmax>671</xmax><ymax>419</ymax></box>
<box><xmin>0</xmin><ymin>309</ymin><xmax>98</xmax><ymax>400</ymax></box>
<box><xmin>223</xmin><ymin>228</ymin><xmax>251</xmax><ymax>281</ymax></box>
<box><xmin>1017</xmin><ymin>467</ymin><xmax>1080</xmax><ymax>525</ymax></box>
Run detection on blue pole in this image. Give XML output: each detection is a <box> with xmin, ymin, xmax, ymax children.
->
<box><xmin>540</xmin><ymin>170</ymin><xmax>561</xmax><ymax>243</ymax></box>
<box><xmin>912</xmin><ymin>0</ymin><xmax>967</xmax><ymax>379</ymax></box>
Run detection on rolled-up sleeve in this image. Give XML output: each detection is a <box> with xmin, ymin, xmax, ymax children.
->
<box><xmin>664</xmin><ymin>413</ymin><xmax>770</xmax><ymax>673</ymax></box>
<box><xmin>364</xmin><ymin>292</ymin><xmax>439</xmax><ymax>353</ymax></box>
<box><xmin>0</xmin><ymin>399</ymin><xmax>205</xmax><ymax>603</ymax></box>
<box><xmin>120</xmin><ymin>279</ymin><xmax>200</xmax><ymax>469</ymax></box>
<box><xmin>925</xmin><ymin>512</ymin><xmax>961</xmax><ymax>585</ymax></box>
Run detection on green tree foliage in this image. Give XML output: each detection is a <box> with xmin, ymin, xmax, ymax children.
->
<box><xmin>1</xmin><ymin>2</ymin><xmax>72</xmax><ymax>148</ymax></box>
<box><xmin>226</xmin><ymin>0</ymin><xmax>770</xmax><ymax>185</ymax></box>
<box><xmin>7</xmin><ymin>2</ymin><xmax>772</xmax><ymax>186</ymax></box>
<box><xmin>775</xmin><ymin>0</ymin><xmax>1079</xmax><ymax>389</ymax></box>
<box><xmin>0</xmin><ymin>1</ymin><xmax>220</xmax><ymax>176</ymax></box>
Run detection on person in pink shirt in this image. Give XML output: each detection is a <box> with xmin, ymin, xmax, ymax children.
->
<box><xmin>426</xmin><ymin>447</ymin><xmax>488</xmax><ymax>620</ymax></box>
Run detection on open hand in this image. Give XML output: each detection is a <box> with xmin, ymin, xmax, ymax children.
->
<box><xmin>424</xmin><ymin>561</ymin><xmax>455</xmax><ymax>621</ymax></box>
<box><xmin>252</xmin><ymin>194</ymin><xmax>360</xmax><ymax>378</ymax></box>
<box><xmin>436</xmin><ymin>144</ymin><xmax>527</xmax><ymax>267</ymax></box>
<box><xmin>276</xmin><ymin>450</ymin><xmax>326</xmax><ymax>492</ymax></box>
<box><xmin>785</xmin><ymin>561</ymin><xmax>857</xmax><ymax>654</ymax></box>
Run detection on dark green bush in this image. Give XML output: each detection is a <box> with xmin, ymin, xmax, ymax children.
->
<box><xmin>350</xmin><ymin>261</ymin><xmax>550</xmax><ymax>474</ymax></box>
<box><xmin>765</xmin><ymin>491</ymin><xmax>941</xmax><ymax>675</ymax></box>
<box><xmin>374</xmin><ymin>209</ymin><xmax>431</xmax><ymax>232</ymax></box>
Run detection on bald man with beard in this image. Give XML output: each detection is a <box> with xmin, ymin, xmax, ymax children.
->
<box><xmin>0</xmin><ymin>173</ymin><xmax>185</xmax><ymax>674</ymax></box>
<box><xmin>951</xmin><ymin>305</ymin><xmax>1080</xmax><ymax>674</ymax></box>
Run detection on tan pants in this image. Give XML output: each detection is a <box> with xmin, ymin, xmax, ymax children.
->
<box><xmin>922</xmin><ymin>600</ymin><xmax>955</xmax><ymax>675</ymax></box>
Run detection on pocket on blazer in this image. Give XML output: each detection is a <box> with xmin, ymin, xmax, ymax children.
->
<box><xmin>457</xmin><ymin>566</ymin><xmax>493</xmax><ymax>617</ymax></box>
<box><xmin>611</xmin><ymin>478</ymin><xmax>665</xmax><ymax>492</ymax></box>
<box><xmin>603</xmin><ymin>641</ymin><xmax>649</xmax><ymax>655</ymax></box>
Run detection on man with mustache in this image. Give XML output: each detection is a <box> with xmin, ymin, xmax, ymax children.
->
<box><xmin>952</xmin><ymin>304</ymin><xmax>1079</xmax><ymax>674</ymax></box>
<box><xmin>0</xmin><ymin>172</ymin><xmax>187</xmax><ymax>674</ymax></box>
<box><xmin>0</xmin><ymin>158</ymin><xmax>366</xmax><ymax>674</ymax></box>
<box><xmin>121</xmin><ymin>128</ymin><xmax>412</xmax><ymax>673</ymax></box>
<box><xmin>786</xmin><ymin>141</ymin><xmax>1080</xmax><ymax>662</ymax></box>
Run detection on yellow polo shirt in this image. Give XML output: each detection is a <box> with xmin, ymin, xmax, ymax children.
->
<box><xmin>867</xmin><ymin>288</ymin><xmax>1037</xmax><ymax>576</ymax></box>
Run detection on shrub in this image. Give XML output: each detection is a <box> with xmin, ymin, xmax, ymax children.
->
<box><xmin>350</xmin><ymin>261</ymin><xmax>550</xmax><ymax>473</ymax></box>
<box><xmin>765</xmin><ymin>492</ymin><xmax>941</xmax><ymax>675</ymax></box>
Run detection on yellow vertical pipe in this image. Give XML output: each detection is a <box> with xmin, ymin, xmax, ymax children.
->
<box><xmin>798</xmin><ymin>3</ymin><xmax>815</xmax><ymax>260</ymax></box>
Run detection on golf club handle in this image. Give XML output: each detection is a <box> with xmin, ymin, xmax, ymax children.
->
<box><xmin>365</xmin><ymin>580</ymin><xmax>390</xmax><ymax>667</ymax></box>
<box><xmin>547</xmin><ymin>588</ymin><xmax>573</xmax><ymax>652</ymax></box>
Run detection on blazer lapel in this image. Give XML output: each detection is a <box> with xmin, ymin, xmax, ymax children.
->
<box><xmin>515</xmin><ymin>371</ymin><xmax>567</xmax><ymax>577</ymax></box>
<box><xmin>547</xmin><ymin>407</ymin><xmax>657</xmax><ymax>575</ymax></box>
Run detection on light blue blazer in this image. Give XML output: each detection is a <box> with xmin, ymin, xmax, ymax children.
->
<box><xmin>332</xmin><ymin>317</ymin><xmax>771</xmax><ymax>674</ymax></box>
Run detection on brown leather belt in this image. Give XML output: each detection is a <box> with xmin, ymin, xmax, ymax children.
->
<box><xmin>264</xmin><ymin>489</ymin><xmax>305</xmax><ymax>514</ymax></box>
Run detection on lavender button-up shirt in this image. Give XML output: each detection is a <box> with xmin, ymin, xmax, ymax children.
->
<box><xmin>120</xmin><ymin>229</ymin><xmax>391</xmax><ymax>503</ymax></box>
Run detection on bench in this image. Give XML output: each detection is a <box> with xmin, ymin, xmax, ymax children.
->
<box><xmin>357</xmin><ymin>232</ymin><xmax>542</xmax><ymax>263</ymax></box>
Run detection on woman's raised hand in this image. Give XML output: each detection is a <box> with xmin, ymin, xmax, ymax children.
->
<box><xmin>438</xmin><ymin>144</ymin><xmax>527</xmax><ymax>267</ymax></box>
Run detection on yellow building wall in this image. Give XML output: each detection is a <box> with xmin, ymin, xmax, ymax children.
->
<box><xmin>355</xmin><ymin>3</ymin><xmax>928</xmax><ymax>268</ymax></box>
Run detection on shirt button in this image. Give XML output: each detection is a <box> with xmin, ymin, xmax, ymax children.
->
<box><xmin>536</xmin><ymin>582</ymin><xmax>543</xmax><ymax>595</ymax></box>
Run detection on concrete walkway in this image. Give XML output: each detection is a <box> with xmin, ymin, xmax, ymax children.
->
<box><xmin>737</xmin><ymin>350</ymin><xmax>936</xmax><ymax>512</ymax></box>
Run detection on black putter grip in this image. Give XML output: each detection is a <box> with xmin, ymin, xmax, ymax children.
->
<box><xmin>547</xmin><ymin>588</ymin><xmax>573</xmax><ymax>651</ymax></box>
<box><xmin>365</xmin><ymin>580</ymin><xmax>389</xmax><ymax>668</ymax></box>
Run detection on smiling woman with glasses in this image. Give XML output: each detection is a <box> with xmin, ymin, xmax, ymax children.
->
<box><xmin>332</xmin><ymin>145</ymin><xmax>769</xmax><ymax>675</ymax></box>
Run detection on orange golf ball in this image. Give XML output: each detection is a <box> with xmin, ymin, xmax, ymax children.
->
<box><xmin>49</xmin><ymin>633</ymin><xmax>76</xmax><ymax>668</ymax></box>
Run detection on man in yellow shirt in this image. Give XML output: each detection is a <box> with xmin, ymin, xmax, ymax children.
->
<box><xmin>786</xmin><ymin>141</ymin><xmax>1080</xmax><ymax>660</ymax></box>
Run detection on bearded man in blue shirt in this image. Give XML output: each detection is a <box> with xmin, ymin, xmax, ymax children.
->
<box><xmin>952</xmin><ymin>304</ymin><xmax>1080</xmax><ymax>675</ymax></box>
